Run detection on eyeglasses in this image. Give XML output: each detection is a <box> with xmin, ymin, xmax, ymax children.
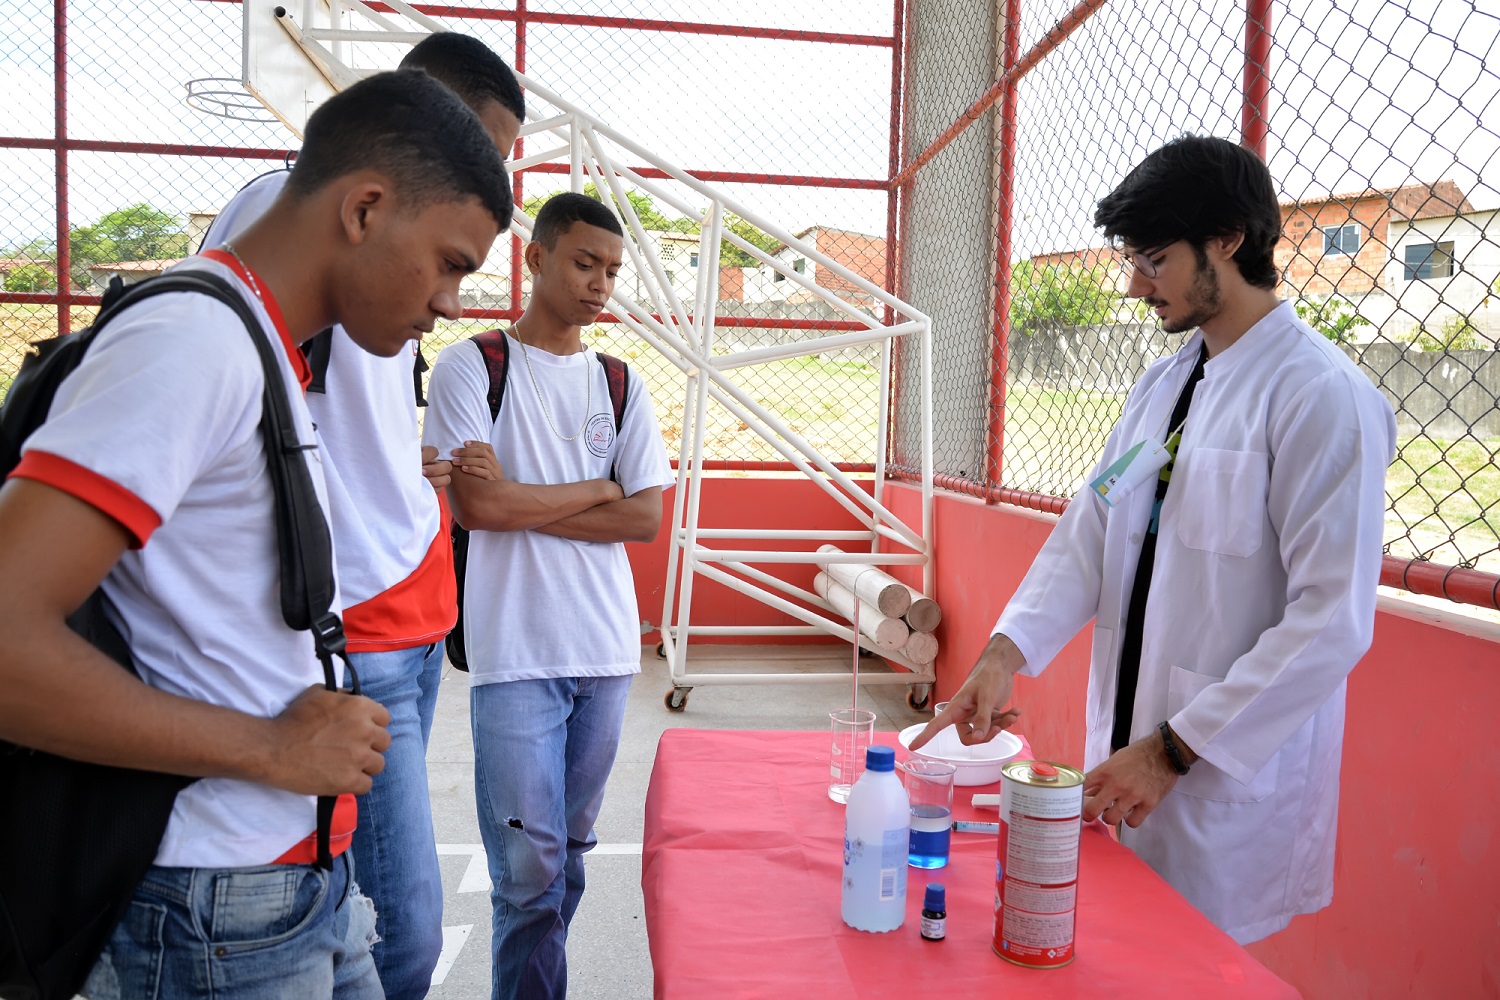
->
<box><xmin>1116</xmin><ymin>240</ymin><xmax>1178</xmax><ymax>279</ymax></box>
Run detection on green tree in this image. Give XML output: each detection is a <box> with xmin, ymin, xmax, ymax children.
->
<box><xmin>64</xmin><ymin>204</ymin><xmax>190</xmax><ymax>289</ymax></box>
<box><xmin>1294</xmin><ymin>295</ymin><xmax>1370</xmax><ymax>344</ymax></box>
<box><xmin>2</xmin><ymin>263</ymin><xmax>56</xmax><ymax>293</ymax></box>
<box><xmin>1008</xmin><ymin>260</ymin><xmax>1120</xmax><ymax>334</ymax></box>
<box><xmin>1404</xmin><ymin>314</ymin><xmax>1489</xmax><ymax>352</ymax></box>
<box><xmin>518</xmin><ymin>187</ymin><xmax>776</xmax><ymax>268</ymax></box>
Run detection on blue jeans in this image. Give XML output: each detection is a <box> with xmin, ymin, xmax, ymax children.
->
<box><xmin>471</xmin><ymin>675</ymin><xmax>633</xmax><ymax>1000</ymax></box>
<box><xmin>349</xmin><ymin>642</ymin><xmax>447</xmax><ymax>1000</ymax></box>
<box><xmin>82</xmin><ymin>852</ymin><xmax>382</xmax><ymax>999</ymax></box>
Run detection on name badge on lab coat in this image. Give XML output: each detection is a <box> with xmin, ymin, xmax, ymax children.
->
<box><xmin>1090</xmin><ymin>436</ymin><xmax>1172</xmax><ymax>507</ymax></box>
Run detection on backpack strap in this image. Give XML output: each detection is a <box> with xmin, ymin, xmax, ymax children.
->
<box><xmin>597</xmin><ymin>352</ymin><xmax>629</xmax><ymax>432</ymax></box>
<box><xmin>125</xmin><ymin>271</ymin><xmax>349</xmax><ymax>869</ymax></box>
<box><xmin>303</xmin><ymin>328</ymin><xmax>333</xmax><ymax>394</ymax></box>
<box><xmin>413</xmin><ymin>348</ymin><xmax>430</xmax><ymax>408</ymax></box>
<box><xmin>471</xmin><ymin>329</ymin><xmax>511</xmax><ymax>423</ymax></box>
<box><xmin>595</xmin><ymin>353</ymin><xmax>629</xmax><ymax>483</ymax></box>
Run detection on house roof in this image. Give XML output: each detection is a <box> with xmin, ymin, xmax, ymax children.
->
<box><xmin>1278</xmin><ymin>180</ymin><xmax>1473</xmax><ymax>220</ymax></box>
<box><xmin>768</xmin><ymin>225</ymin><xmax>886</xmax><ymax>257</ymax></box>
<box><xmin>88</xmin><ymin>259</ymin><xmax>183</xmax><ymax>273</ymax></box>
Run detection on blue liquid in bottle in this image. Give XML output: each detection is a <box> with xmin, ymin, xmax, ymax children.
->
<box><xmin>908</xmin><ymin>803</ymin><xmax>951</xmax><ymax>868</ymax></box>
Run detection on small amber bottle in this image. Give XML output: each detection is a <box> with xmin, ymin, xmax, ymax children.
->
<box><xmin>920</xmin><ymin>883</ymin><xmax>946</xmax><ymax>941</ymax></box>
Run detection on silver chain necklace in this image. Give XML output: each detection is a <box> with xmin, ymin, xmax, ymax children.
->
<box><xmin>217</xmin><ymin>243</ymin><xmax>264</xmax><ymax>303</ymax></box>
<box><xmin>514</xmin><ymin>327</ymin><xmax>592</xmax><ymax>442</ymax></box>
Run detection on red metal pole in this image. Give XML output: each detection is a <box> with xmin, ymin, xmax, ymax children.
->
<box><xmin>510</xmin><ymin>0</ymin><xmax>526</xmax><ymax>318</ymax></box>
<box><xmin>884</xmin><ymin>0</ymin><xmax>905</xmax><ymax>329</ymax></box>
<box><xmin>882</xmin><ymin>0</ymin><xmax>907</xmax><ymax>464</ymax></box>
<box><xmin>1243</xmin><ymin>0</ymin><xmax>1272</xmax><ymax>157</ymax></box>
<box><xmin>54</xmin><ymin>0</ymin><xmax>70</xmax><ymax>335</ymax></box>
<box><xmin>891</xmin><ymin>0</ymin><xmax>1113</xmax><ymax>190</ymax></box>
<box><xmin>985</xmin><ymin>0</ymin><xmax>1021</xmax><ymax>492</ymax></box>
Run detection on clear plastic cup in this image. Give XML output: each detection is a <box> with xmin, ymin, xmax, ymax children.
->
<box><xmin>829</xmin><ymin>708</ymin><xmax>877</xmax><ymax>803</ymax></box>
<box><xmin>902</xmin><ymin>758</ymin><xmax>957</xmax><ymax>868</ymax></box>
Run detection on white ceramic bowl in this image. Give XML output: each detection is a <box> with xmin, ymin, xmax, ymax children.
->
<box><xmin>898</xmin><ymin>722</ymin><xmax>1024</xmax><ymax>787</ymax></box>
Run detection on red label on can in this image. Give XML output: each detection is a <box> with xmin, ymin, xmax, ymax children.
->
<box><xmin>993</xmin><ymin>760</ymin><xmax>1083</xmax><ymax>969</ymax></box>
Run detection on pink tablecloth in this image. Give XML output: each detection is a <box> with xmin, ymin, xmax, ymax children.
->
<box><xmin>642</xmin><ymin>728</ymin><xmax>1299</xmax><ymax>1000</ymax></box>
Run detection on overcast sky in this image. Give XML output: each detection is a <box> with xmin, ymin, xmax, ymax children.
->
<box><xmin>0</xmin><ymin>0</ymin><xmax>1494</xmax><ymax>262</ymax></box>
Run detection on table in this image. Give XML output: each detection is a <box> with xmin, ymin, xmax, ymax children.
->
<box><xmin>642</xmin><ymin>729</ymin><xmax>1299</xmax><ymax>999</ymax></box>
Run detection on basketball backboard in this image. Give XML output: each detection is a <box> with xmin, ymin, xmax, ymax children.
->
<box><xmin>242</xmin><ymin>0</ymin><xmax>433</xmax><ymax>138</ymax></box>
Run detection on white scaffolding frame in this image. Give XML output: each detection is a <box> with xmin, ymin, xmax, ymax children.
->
<box><xmin>256</xmin><ymin>0</ymin><xmax>937</xmax><ymax>707</ymax></box>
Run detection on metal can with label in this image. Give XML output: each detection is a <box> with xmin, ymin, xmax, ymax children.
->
<box><xmin>992</xmin><ymin>759</ymin><xmax>1084</xmax><ymax>969</ymax></box>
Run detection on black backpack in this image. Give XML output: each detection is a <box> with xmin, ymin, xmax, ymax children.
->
<box><xmin>445</xmin><ymin>329</ymin><xmax>629</xmax><ymax>672</ymax></box>
<box><xmin>0</xmin><ymin>272</ymin><xmax>353</xmax><ymax>1000</ymax></box>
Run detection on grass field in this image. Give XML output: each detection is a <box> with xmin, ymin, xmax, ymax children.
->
<box><xmin>7</xmin><ymin>305</ymin><xmax>1495</xmax><ymax>574</ymax></box>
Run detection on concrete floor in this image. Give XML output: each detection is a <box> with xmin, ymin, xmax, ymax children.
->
<box><xmin>423</xmin><ymin>645</ymin><xmax>935</xmax><ymax>999</ymax></box>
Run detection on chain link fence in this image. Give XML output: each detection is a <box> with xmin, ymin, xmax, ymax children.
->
<box><xmin>0</xmin><ymin>0</ymin><xmax>899</xmax><ymax>471</ymax></box>
<box><xmin>891</xmin><ymin>0</ymin><xmax>1500</xmax><ymax>604</ymax></box>
<box><xmin>4</xmin><ymin>0</ymin><xmax>1497</xmax><ymax>605</ymax></box>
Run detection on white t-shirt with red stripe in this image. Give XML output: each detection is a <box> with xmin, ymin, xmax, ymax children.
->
<box><xmin>202</xmin><ymin>169</ymin><xmax>455</xmax><ymax>652</ymax></box>
<box><xmin>10</xmin><ymin>254</ymin><xmax>352</xmax><ymax>869</ymax></box>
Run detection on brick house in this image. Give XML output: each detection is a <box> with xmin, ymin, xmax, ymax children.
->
<box><xmin>744</xmin><ymin>226</ymin><xmax>887</xmax><ymax>308</ymax></box>
<box><xmin>1275</xmin><ymin>180</ymin><xmax>1473</xmax><ymax>297</ymax></box>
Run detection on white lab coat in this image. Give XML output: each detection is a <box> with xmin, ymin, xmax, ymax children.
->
<box><xmin>996</xmin><ymin>302</ymin><xmax>1396</xmax><ymax>944</ymax></box>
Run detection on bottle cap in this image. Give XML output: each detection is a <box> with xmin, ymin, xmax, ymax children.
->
<box><xmin>865</xmin><ymin>745</ymin><xmax>895</xmax><ymax>772</ymax></box>
<box><xmin>923</xmin><ymin>883</ymin><xmax>946</xmax><ymax>911</ymax></box>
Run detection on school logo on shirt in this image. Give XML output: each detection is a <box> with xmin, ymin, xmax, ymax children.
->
<box><xmin>585</xmin><ymin>412</ymin><xmax>615</xmax><ymax>458</ymax></box>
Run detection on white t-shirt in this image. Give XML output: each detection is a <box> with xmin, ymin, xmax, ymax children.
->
<box><xmin>422</xmin><ymin>332</ymin><xmax>674</xmax><ymax>684</ymax></box>
<box><xmin>12</xmin><ymin>255</ymin><xmax>347</xmax><ymax>868</ymax></box>
<box><xmin>202</xmin><ymin>170</ymin><xmax>453</xmax><ymax>652</ymax></box>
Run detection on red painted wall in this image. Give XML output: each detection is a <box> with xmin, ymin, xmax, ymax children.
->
<box><xmin>627</xmin><ymin>476</ymin><xmax>871</xmax><ymax>643</ymax></box>
<box><xmin>629</xmin><ymin>477</ymin><xmax>1500</xmax><ymax>999</ymax></box>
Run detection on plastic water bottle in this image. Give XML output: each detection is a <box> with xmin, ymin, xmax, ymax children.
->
<box><xmin>841</xmin><ymin>745</ymin><xmax>910</xmax><ymax>932</ymax></box>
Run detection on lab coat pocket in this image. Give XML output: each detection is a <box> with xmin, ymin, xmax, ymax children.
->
<box><xmin>1173</xmin><ymin>448</ymin><xmax>1268</xmax><ymax>558</ymax></box>
<box><xmin>1167</xmin><ymin>665</ymin><xmax>1278</xmax><ymax>803</ymax></box>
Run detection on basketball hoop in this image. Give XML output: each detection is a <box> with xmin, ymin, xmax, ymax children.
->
<box><xmin>184</xmin><ymin>78</ymin><xmax>279</xmax><ymax>123</ymax></box>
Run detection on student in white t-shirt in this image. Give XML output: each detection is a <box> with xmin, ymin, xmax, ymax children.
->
<box><xmin>0</xmin><ymin>71</ymin><xmax>510</xmax><ymax>1000</ymax></box>
<box><xmin>200</xmin><ymin>34</ymin><xmax>525</xmax><ymax>1000</ymax></box>
<box><xmin>423</xmin><ymin>192</ymin><xmax>674</xmax><ymax>1000</ymax></box>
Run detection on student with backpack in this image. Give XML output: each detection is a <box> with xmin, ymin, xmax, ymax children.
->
<box><xmin>423</xmin><ymin>192</ymin><xmax>674</xmax><ymax>1000</ymax></box>
<box><xmin>199</xmin><ymin>34</ymin><xmax>526</xmax><ymax>1000</ymax></box>
<box><xmin>0</xmin><ymin>69</ymin><xmax>510</xmax><ymax>1000</ymax></box>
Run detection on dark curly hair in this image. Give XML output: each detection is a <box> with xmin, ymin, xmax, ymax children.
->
<box><xmin>1094</xmin><ymin>135</ymin><xmax>1281</xmax><ymax>289</ymax></box>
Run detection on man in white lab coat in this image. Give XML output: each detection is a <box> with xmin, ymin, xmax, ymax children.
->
<box><xmin>912</xmin><ymin>135</ymin><xmax>1397</xmax><ymax>943</ymax></box>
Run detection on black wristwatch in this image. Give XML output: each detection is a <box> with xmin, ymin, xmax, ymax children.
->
<box><xmin>1158</xmin><ymin>721</ymin><xmax>1192</xmax><ymax>775</ymax></box>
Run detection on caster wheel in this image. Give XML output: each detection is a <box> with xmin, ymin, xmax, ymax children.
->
<box><xmin>905</xmin><ymin>686</ymin><xmax>932</xmax><ymax>712</ymax></box>
<box><xmin>656</xmin><ymin>642</ymin><xmax>667</xmax><ymax>659</ymax></box>
<box><xmin>664</xmin><ymin>688</ymin><xmax>690</xmax><ymax>712</ymax></box>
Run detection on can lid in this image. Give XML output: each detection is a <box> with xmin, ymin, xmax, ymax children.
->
<box><xmin>865</xmin><ymin>745</ymin><xmax>896</xmax><ymax>772</ymax></box>
<box><xmin>1029</xmin><ymin>761</ymin><xmax>1060</xmax><ymax>782</ymax></box>
<box><xmin>923</xmin><ymin>882</ymin><xmax>946</xmax><ymax>911</ymax></box>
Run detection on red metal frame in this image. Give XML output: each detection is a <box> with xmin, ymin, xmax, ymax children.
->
<box><xmin>1243</xmin><ymin>0</ymin><xmax>1273</xmax><ymax>156</ymax></box>
<box><xmin>54</xmin><ymin>0</ymin><xmax>69</xmax><ymax>336</ymax></box>
<box><xmin>10</xmin><ymin>0</ymin><xmax>1496</xmax><ymax>608</ymax></box>
<box><xmin>986</xmin><ymin>0</ymin><xmax>1021</xmax><ymax>489</ymax></box>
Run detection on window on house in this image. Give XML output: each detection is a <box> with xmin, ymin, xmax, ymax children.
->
<box><xmin>773</xmin><ymin>269</ymin><xmax>785</xmax><ymax>282</ymax></box>
<box><xmin>1403</xmin><ymin>241</ymin><xmax>1455</xmax><ymax>280</ymax></box>
<box><xmin>793</xmin><ymin>258</ymin><xmax>806</xmax><ymax>273</ymax></box>
<box><xmin>1323</xmin><ymin>223</ymin><xmax>1360</xmax><ymax>255</ymax></box>
<box><xmin>690</xmin><ymin>252</ymin><xmax>699</xmax><ymax>268</ymax></box>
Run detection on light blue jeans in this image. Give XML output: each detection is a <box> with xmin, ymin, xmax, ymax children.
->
<box><xmin>82</xmin><ymin>852</ymin><xmax>382</xmax><ymax>999</ymax></box>
<box><xmin>348</xmin><ymin>641</ymin><xmax>447</xmax><ymax>1000</ymax></box>
<box><xmin>471</xmin><ymin>674</ymin><xmax>633</xmax><ymax>1000</ymax></box>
